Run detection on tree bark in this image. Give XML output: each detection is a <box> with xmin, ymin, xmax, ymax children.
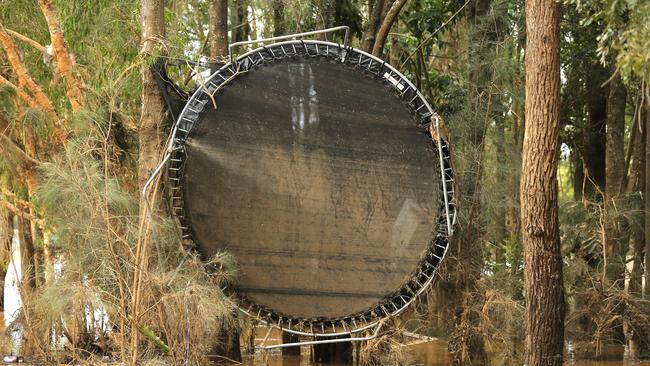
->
<box><xmin>604</xmin><ymin>72</ymin><xmax>627</xmax><ymax>284</ymax></box>
<box><xmin>315</xmin><ymin>0</ymin><xmax>336</xmax><ymax>40</ymax></box>
<box><xmin>38</xmin><ymin>0</ymin><xmax>85</xmax><ymax>112</ymax></box>
<box><xmin>313</xmin><ymin>337</ymin><xmax>353</xmax><ymax>363</ymax></box>
<box><xmin>208</xmin><ymin>0</ymin><xmax>229</xmax><ymax>59</ymax></box>
<box><xmin>281</xmin><ymin>332</ymin><xmax>301</xmax><ymax>356</ymax></box>
<box><xmin>521</xmin><ymin>0</ymin><xmax>565</xmax><ymax>365</ymax></box>
<box><xmin>580</xmin><ymin>64</ymin><xmax>608</xmax><ymax>199</ymax></box>
<box><xmin>371</xmin><ymin>0</ymin><xmax>407</xmax><ymax>57</ymax></box>
<box><xmin>272</xmin><ymin>0</ymin><xmax>285</xmax><ymax>36</ymax></box>
<box><xmin>362</xmin><ymin>0</ymin><xmax>385</xmax><ymax>52</ymax></box>
<box><xmin>133</xmin><ymin>0</ymin><xmax>166</xmax><ymax>363</ymax></box>
<box><xmin>645</xmin><ymin>98</ymin><xmax>650</xmax><ymax>298</ymax></box>
<box><xmin>138</xmin><ymin>0</ymin><xmax>167</xmax><ymax>190</ymax></box>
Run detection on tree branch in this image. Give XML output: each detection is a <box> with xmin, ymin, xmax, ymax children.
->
<box><xmin>0</xmin><ymin>133</ymin><xmax>41</xmax><ymax>167</ymax></box>
<box><xmin>38</xmin><ymin>0</ymin><xmax>85</xmax><ymax>112</ymax></box>
<box><xmin>5</xmin><ymin>28</ymin><xmax>46</xmax><ymax>52</ymax></box>
<box><xmin>0</xmin><ymin>25</ymin><xmax>57</xmax><ymax>117</ymax></box>
<box><xmin>0</xmin><ymin>74</ymin><xmax>40</xmax><ymax>109</ymax></box>
<box><xmin>372</xmin><ymin>0</ymin><xmax>408</xmax><ymax>57</ymax></box>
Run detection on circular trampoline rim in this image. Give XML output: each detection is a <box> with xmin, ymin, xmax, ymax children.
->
<box><xmin>163</xmin><ymin>40</ymin><xmax>457</xmax><ymax>337</ymax></box>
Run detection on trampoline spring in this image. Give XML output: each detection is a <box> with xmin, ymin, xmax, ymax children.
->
<box><xmin>367</xmin><ymin>59</ymin><xmax>373</xmax><ymax>71</ymax></box>
<box><xmin>187</xmin><ymin>107</ymin><xmax>198</xmax><ymax>114</ymax></box>
<box><xmin>351</xmin><ymin>318</ymin><xmax>357</xmax><ymax>328</ymax></box>
<box><xmin>435</xmin><ymin>243</ymin><xmax>446</xmax><ymax>250</ymax></box>
<box><xmin>409</xmin><ymin>95</ymin><xmax>419</xmax><ymax>103</ymax></box>
<box><xmin>321</xmin><ymin>323</ymin><xmax>325</xmax><ymax>333</ymax></box>
<box><xmin>170</xmin><ymin>158</ymin><xmax>182</xmax><ymax>162</ymax></box>
<box><xmin>432</xmin><ymin>253</ymin><xmax>443</xmax><ymax>261</ymax></box>
<box><xmin>169</xmin><ymin>177</ymin><xmax>180</xmax><ymax>181</ymax></box>
<box><xmin>400</xmin><ymin>85</ymin><xmax>411</xmax><ymax>96</ymax></box>
<box><xmin>182</xmin><ymin>234</ymin><xmax>191</xmax><ymax>239</ymax></box>
<box><xmin>269</xmin><ymin>48</ymin><xmax>276</xmax><ymax>58</ymax></box>
<box><xmin>332</xmin><ymin>322</ymin><xmax>336</xmax><ymax>333</ymax></box>
<box><xmin>315</xmin><ymin>44</ymin><xmax>320</xmax><ymax>55</ymax></box>
<box><xmin>280</xmin><ymin>45</ymin><xmax>287</xmax><ymax>56</ymax></box>
<box><xmin>292</xmin><ymin>44</ymin><xmax>297</xmax><ymax>55</ymax></box>
<box><xmin>416</xmin><ymin>103</ymin><xmax>427</xmax><ymax>112</ymax></box>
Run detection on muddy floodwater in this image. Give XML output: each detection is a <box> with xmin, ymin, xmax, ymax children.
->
<box><xmin>240</xmin><ymin>333</ymin><xmax>650</xmax><ymax>366</ymax></box>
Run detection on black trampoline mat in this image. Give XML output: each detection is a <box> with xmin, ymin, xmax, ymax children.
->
<box><xmin>183</xmin><ymin>57</ymin><xmax>440</xmax><ymax>319</ymax></box>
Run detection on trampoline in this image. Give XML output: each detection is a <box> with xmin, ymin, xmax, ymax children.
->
<box><xmin>157</xmin><ymin>28</ymin><xmax>456</xmax><ymax>339</ymax></box>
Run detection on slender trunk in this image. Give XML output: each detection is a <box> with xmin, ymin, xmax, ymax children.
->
<box><xmin>208</xmin><ymin>0</ymin><xmax>229</xmax><ymax>59</ymax></box>
<box><xmin>313</xmin><ymin>337</ymin><xmax>353</xmax><ymax>363</ymax></box>
<box><xmin>371</xmin><ymin>0</ymin><xmax>407</xmax><ymax>57</ymax></box>
<box><xmin>315</xmin><ymin>0</ymin><xmax>336</xmax><ymax>40</ymax></box>
<box><xmin>645</xmin><ymin>97</ymin><xmax>650</xmax><ymax>298</ymax></box>
<box><xmin>581</xmin><ymin>65</ymin><xmax>608</xmax><ymax>198</ymax></box>
<box><xmin>272</xmin><ymin>0</ymin><xmax>285</xmax><ymax>36</ymax></box>
<box><xmin>362</xmin><ymin>0</ymin><xmax>385</xmax><ymax>52</ymax></box>
<box><xmin>134</xmin><ymin>0</ymin><xmax>166</xmax><ymax>363</ymax></box>
<box><xmin>281</xmin><ymin>332</ymin><xmax>301</xmax><ymax>356</ymax></box>
<box><xmin>629</xmin><ymin>100</ymin><xmax>648</xmax><ymax>358</ymax></box>
<box><xmin>521</xmin><ymin>0</ymin><xmax>565</xmax><ymax>365</ymax></box>
<box><xmin>604</xmin><ymin>72</ymin><xmax>627</xmax><ymax>284</ymax></box>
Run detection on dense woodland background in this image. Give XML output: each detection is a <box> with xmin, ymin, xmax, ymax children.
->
<box><xmin>0</xmin><ymin>0</ymin><xmax>649</xmax><ymax>365</ymax></box>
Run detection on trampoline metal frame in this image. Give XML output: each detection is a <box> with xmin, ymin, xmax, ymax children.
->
<box><xmin>143</xmin><ymin>27</ymin><xmax>457</xmax><ymax>347</ymax></box>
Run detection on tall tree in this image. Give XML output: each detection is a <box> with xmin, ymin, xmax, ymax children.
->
<box><xmin>362</xmin><ymin>0</ymin><xmax>385</xmax><ymax>52</ymax></box>
<box><xmin>272</xmin><ymin>0</ymin><xmax>285</xmax><ymax>36</ymax></box>
<box><xmin>133</xmin><ymin>0</ymin><xmax>166</xmax><ymax>362</ymax></box>
<box><xmin>604</xmin><ymin>71</ymin><xmax>627</xmax><ymax>284</ymax></box>
<box><xmin>521</xmin><ymin>0</ymin><xmax>565</xmax><ymax>365</ymax></box>
<box><xmin>646</xmin><ymin>98</ymin><xmax>650</xmax><ymax>297</ymax></box>
<box><xmin>371</xmin><ymin>0</ymin><xmax>407</xmax><ymax>56</ymax></box>
<box><xmin>208</xmin><ymin>0</ymin><xmax>228</xmax><ymax>59</ymax></box>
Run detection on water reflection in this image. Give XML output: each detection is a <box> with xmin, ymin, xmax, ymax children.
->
<box><xmin>239</xmin><ymin>338</ymin><xmax>650</xmax><ymax>366</ymax></box>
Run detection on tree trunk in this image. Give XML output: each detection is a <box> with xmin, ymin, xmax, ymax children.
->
<box><xmin>315</xmin><ymin>0</ymin><xmax>336</xmax><ymax>40</ymax></box>
<box><xmin>580</xmin><ymin>64</ymin><xmax>608</xmax><ymax>199</ymax></box>
<box><xmin>208</xmin><ymin>0</ymin><xmax>229</xmax><ymax>59</ymax></box>
<box><xmin>521</xmin><ymin>0</ymin><xmax>565</xmax><ymax>365</ymax></box>
<box><xmin>138</xmin><ymin>0</ymin><xmax>166</xmax><ymax>190</ymax></box>
<box><xmin>645</xmin><ymin>98</ymin><xmax>650</xmax><ymax>298</ymax></box>
<box><xmin>604</xmin><ymin>72</ymin><xmax>627</xmax><ymax>284</ymax></box>
<box><xmin>628</xmin><ymin>100</ymin><xmax>645</xmax><ymax>293</ymax></box>
<box><xmin>362</xmin><ymin>0</ymin><xmax>385</xmax><ymax>52</ymax></box>
<box><xmin>371</xmin><ymin>0</ymin><xmax>407</xmax><ymax>57</ymax></box>
<box><xmin>272</xmin><ymin>0</ymin><xmax>285</xmax><ymax>36</ymax></box>
<box><xmin>133</xmin><ymin>0</ymin><xmax>166</xmax><ymax>363</ymax></box>
<box><xmin>281</xmin><ymin>332</ymin><xmax>301</xmax><ymax>356</ymax></box>
<box><xmin>313</xmin><ymin>337</ymin><xmax>353</xmax><ymax>363</ymax></box>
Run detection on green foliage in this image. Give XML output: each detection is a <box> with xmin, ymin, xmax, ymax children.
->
<box><xmin>564</xmin><ymin>0</ymin><xmax>650</xmax><ymax>81</ymax></box>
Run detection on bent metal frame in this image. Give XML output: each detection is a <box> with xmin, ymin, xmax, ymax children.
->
<box><xmin>143</xmin><ymin>26</ymin><xmax>457</xmax><ymax>349</ymax></box>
